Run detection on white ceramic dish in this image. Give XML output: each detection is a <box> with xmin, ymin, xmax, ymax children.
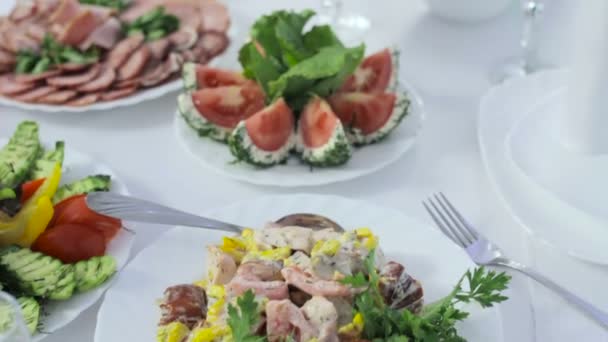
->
<box><xmin>0</xmin><ymin>138</ymin><xmax>135</xmax><ymax>341</ymax></box>
<box><xmin>174</xmin><ymin>82</ymin><xmax>425</xmax><ymax>187</ymax></box>
<box><xmin>95</xmin><ymin>194</ymin><xmax>504</xmax><ymax>342</ymax></box>
<box><xmin>478</xmin><ymin>69</ymin><xmax>608</xmax><ymax>264</ymax></box>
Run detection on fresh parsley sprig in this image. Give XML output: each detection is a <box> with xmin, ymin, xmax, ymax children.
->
<box><xmin>227</xmin><ymin>290</ymin><xmax>267</xmax><ymax>342</ymax></box>
<box><xmin>341</xmin><ymin>250</ymin><xmax>511</xmax><ymax>341</ymax></box>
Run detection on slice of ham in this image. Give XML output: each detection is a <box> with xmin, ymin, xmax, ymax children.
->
<box><xmin>58</xmin><ymin>62</ymin><xmax>93</xmax><ymax>72</ymax></box>
<box><xmin>266</xmin><ymin>300</ymin><xmax>316</xmax><ymax>342</ymax></box>
<box><xmin>79</xmin><ymin>17</ymin><xmax>122</xmax><ymax>50</ymax></box>
<box><xmin>49</xmin><ymin>0</ymin><xmax>80</xmax><ymax>24</ymax></box>
<box><xmin>100</xmin><ymin>86</ymin><xmax>138</xmax><ymax>101</ymax></box>
<box><xmin>0</xmin><ymin>75</ymin><xmax>37</xmax><ymax>95</ymax></box>
<box><xmin>26</xmin><ymin>24</ymin><xmax>47</xmax><ymax>43</ymax></box>
<box><xmin>57</xmin><ymin>10</ymin><xmax>101</xmax><ymax>46</ymax></box>
<box><xmin>199</xmin><ymin>32</ymin><xmax>229</xmax><ymax>58</ymax></box>
<box><xmin>0</xmin><ymin>64</ymin><xmax>13</xmax><ymax>73</ymax></box>
<box><xmin>117</xmin><ymin>45</ymin><xmax>150</xmax><ymax>81</ymax></box>
<box><xmin>47</xmin><ymin>64</ymin><xmax>101</xmax><ymax>87</ymax></box>
<box><xmin>36</xmin><ymin>89</ymin><xmax>77</xmax><ymax>104</ymax></box>
<box><xmin>10</xmin><ymin>3</ymin><xmax>36</xmax><ymax>22</ymax></box>
<box><xmin>140</xmin><ymin>52</ymin><xmax>182</xmax><ymax>87</ymax></box>
<box><xmin>65</xmin><ymin>93</ymin><xmax>100</xmax><ymax>106</ymax></box>
<box><xmin>106</xmin><ymin>33</ymin><xmax>145</xmax><ymax>70</ymax></box>
<box><xmin>77</xmin><ymin>67</ymin><xmax>115</xmax><ymax>92</ymax></box>
<box><xmin>200</xmin><ymin>1</ymin><xmax>230</xmax><ymax>33</ymax></box>
<box><xmin>2</xmin><ymin>31</ymin><xmax>39</xmax><ymax>53</ymax></box>
<box><xmin>80</xmin><ymin>3</ymin><xmax>116</xmax><ymax>20</ymax></box>
<box><xmin>147</xmin><ymin>38</ymin><xmax>172</xmax><ymax>61</ymax></box>
<box><xmin>168</xmin><ymin>28</ymin><xmax>198</xmax><ymax>51</ymax></box>
<box><xmin>12</xmin><ymin>86</ymin><xmax>57</xmax><ymax>102</ymax></box>
<box><xmin>0</xmin><ymin>49</ymin><xmax>15</xmax><ymax>65</ymax></box>
<box><xmin>15</xmin><ymin>69</ymin><xmax>62</xmax><ymax>84</ymax></box>
<box><xmin>281</xmin><ymin>267</ymin><xmax>352</xmax><ymax>297</ymax></box>
<box><xmin>165</xmin><ymin>2</ymin><xmax>202</xmax><ymax>32</ymax></box>
<box><xmin>35</xmin><ymin>0</ymin><xmax>61</xmax><ymax>14</ymax></box>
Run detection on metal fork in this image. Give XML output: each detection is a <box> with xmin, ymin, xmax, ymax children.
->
<box><xmin>423</xmin><ymin>192</ymin><xmax>608</xmax><ymax>328</ymax></box>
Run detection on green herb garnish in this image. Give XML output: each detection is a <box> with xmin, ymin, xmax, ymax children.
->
<box><xmin>238</xmin><ymin>10</ymin><xmax>365</xmax><ymax>111</ymax></box>
<box><xmin>78</xmin><ymin>0</ymin><xmax>127</xmax><ymax>10</ymax></box>
<box><xmin>227</xmin><ymin>290</ymin><xmax>266</xmax><ymax>342</ymax></box>
<box><xmin>14</xmin><ymin>35</ymin><xmax>100</xmax><ymax>74</ymax></box>
<box><xmin>341</xmin><ymin>251</ymin><xmax>511</xmax><ymax>341</ymax></box>
<box><xmin>123</xmin><ymin>6</ymin><xmax>179</xmax><ymax>41</ymax></box>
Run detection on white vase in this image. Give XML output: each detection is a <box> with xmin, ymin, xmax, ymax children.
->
<box><xmin>426</xmin><ymin>0</ymin><xmax>513</xmax><ymax>23</ymax></box>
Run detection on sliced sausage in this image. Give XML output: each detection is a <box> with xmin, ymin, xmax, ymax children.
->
<box><xmin>26</xmin><ymin>24</ymin><xmax>46</xmax><ymax>42</ymax></box>
<box><xmin>15</xmin><ymin>69</ymin><xmax>62</xmax><ymax>84</ymax></box>
<box><xmin>0</xmin><ymin>64</ymin><xmax>13</xmax><ymax>73</ymax></box>
<box><xmin>159</xmin><ymin>284</ymin><xmax>207</xmax><ymax>328</ymax></box>
<box><xmin>168</xmin><ymin>27</ymin><xmax>198</xmax><ymax>51</ymax></box>
<box><xmin>36</xmin><ymin>89</ymin><xmax>78</xmax><ymax>104</ymax></box>
<box><xmin>147</xmin><ymin>37</ymin><xmax>171</xmax><ymax>61</ymax></box>
<box><xmin>100</xmin><ymin>86</ymin><xmax>137</xmax><ymax>101</ymax></box>
<box><xmin>141</xmin><ymin>53</ymin><xmax>182</xmax><ymax>87</ymax></box>
<box><xmin>57</xmin><ymin>10</ymin><xmax>101</xmax><ymax>46</ymax></box>
<box><xmin>50</xmin><ymin>0</ymin><xmax>81</xmax><ymax>24</ymax></box>
<box><xmin>114</xmin><ymin>77</ymin><xmax>140</xmax><ymax>89</ymax></box>
<box><xmin>79</xmin><ymin>17</ymin><xmax>122</xmax><ymax>50</ymax></box>
<box><xmin>106</xmin><ymin>33</ymin><xmax>145</xmax><ymax>70</ymax></box>
<box><xmin>199</xmin><ymin>32</ymin><xmax>229</xmax><ymax>58</ymax></box>
<box><xmin>0</xmin><ymin>75</ymin><xmax>37</xmax><ymax>95</ymax></box>
<box><xmin>117</xmin><ymin>45</ymin><xmax>150</xmax><ymax>81</ymax></box>
<box><xmin>65</xmin><ymin>93</ymin><xmax>100</xmax><ymax>106</ymax></box>
<box><xmin>12</xmin><ymin>86</ymin><xmax>57</xmax><ymax>102</ymax></box>
<box><xmin>10</xmin><ymin>3</ymin><xmax>36</xmax><ymax>22</ymax></box>
<box><xmin>76</xmin><ymin>67</ymin><xmax>115</xmax><ymax>92</ymax></box>
<box><xmin>58</xmin><ymin>62</ymin><xmax>92</xmax><ymax>72</ymax></box>
<box><xmin>47</xmin><ymin>64</ymin><xmax>101</xmax><ymax>87</ymax></box>
<box><xmin>0</xmin><ymin>49</ymin><xmax>15</xmax><ymax>65</ymax></box>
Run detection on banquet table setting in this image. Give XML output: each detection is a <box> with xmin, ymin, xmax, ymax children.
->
<box><xmin>0</xmin><ymin>0</ymin><xmax>607</xmax><ymax>341</ymax></box>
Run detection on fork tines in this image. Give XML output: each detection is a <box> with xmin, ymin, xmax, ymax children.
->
<box><xmin>422</xmin><ymin>192</ymin><xmax>481</xmax><ymax>248</ymax></box>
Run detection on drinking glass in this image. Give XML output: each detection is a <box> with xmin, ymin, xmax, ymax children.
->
<box><xmin>491</xmin><ymin>1</ymin><xmax>544</xmax><ymax>83</ymax></box>
<box><xmin>0</xmin><ymin>292</ymin><xmax>30</xmax><ymax>342</ymax></box>
<box><xmin>316</xmin><ymin>0</ymin><xmax>371</xmax><ymax>44</ymax></box>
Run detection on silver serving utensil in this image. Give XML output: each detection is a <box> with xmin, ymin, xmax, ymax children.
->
<box><xmin>86</xmin><ymin>192</ymin><xmax>344</xmax><ymax>233</ymax></box>
<box><xmin>423</xmin><ymin>192</ymin><xmax>608</xmax><ymax>328</ymax></box>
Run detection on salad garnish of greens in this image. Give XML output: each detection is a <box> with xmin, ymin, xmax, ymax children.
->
<box><xmin>156</xmin><ymin>225</ymin><xmax>510</xmax><ymax>341</ymax></box>
<box><xmin>0</xmin><ymin>121</ymin><xmax>122</xmax><ymax>335</ymax></box>
<box><xmin>123</xmin><ymin>6</ymin><xmax>180</xmax><ymax>41</ymax></box>
<box><xmin>239</xmin><ymin>10</ymin><xmax>364</xmax><ymax>111</ymax></box>
<box><xmin>15</xmin><ymin>35</ymin><xmax>100</xmax><ymax>75</ymax></box>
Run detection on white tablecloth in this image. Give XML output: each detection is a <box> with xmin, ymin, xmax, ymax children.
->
<box><xmin>1</xmin><ymin>0</ymin><xmax>606</xmax><ymax>341</ymax></box>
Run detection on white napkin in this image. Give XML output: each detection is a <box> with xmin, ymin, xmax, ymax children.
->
<box><xmin>564</xmin><ymin>2</ymin><xmax>608</xmax><ymax>154</ymax></box>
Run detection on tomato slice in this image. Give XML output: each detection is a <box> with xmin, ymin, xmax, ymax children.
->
<box><xmin>20</xmin><ymin>178</ymin><xmax>45</xmax><ymax>204</ymax></box>
<box><xmin>245</xmin><ymin>98</ymin><xmax>294</xmax><ymax>151</ymax></box>
<box><xmin>300</xmin><ymin>96</ymin><xmax>339</xmax><ymax>148</ymax></box>
<box><xmin>191</xmin><ymin>82</ymin><xmax>266</xmax><ymax>128</ymax></box>
<box><xmin>340</xmin><ymin>48</ymin><xmax>393</xmax><ymax>93</ymax></box>
<box><xmin>50</xmin><ymin>195</ymin><xmax>122</xmax><ymax>243</ymax></box>
<box><xmin>32</xmin><ymin>223</ymin><xmax>105</xmax><ymax>263</ymax></box>
<box><xmin>195</xmin><ymin>65</ymin><xmax>247</xmax><ymax>88</ymax></box>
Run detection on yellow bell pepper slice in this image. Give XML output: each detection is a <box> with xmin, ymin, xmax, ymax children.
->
<box><xmin>0</xmin><ymin>164</ymin><xmax>61</xmax><ymax>246</ymax></box>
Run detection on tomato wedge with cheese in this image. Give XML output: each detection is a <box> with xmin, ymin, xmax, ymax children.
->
<box><xmin>340</xmin><ymin>48</ymin><xmax>395</xmax><ymax>93</ymax></box>
<box><xmin>191</xmin><ymin>82</ymin><xmax>266</xmax><ymax>128</ymax></box>
<box><xmin>195</xmin><ymin>65</ymin><xmax>248</xmax><ymax>88</ymax></box>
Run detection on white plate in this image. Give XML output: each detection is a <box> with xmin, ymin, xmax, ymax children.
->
<box><xmin>0</xmin><ymin>138</ymin><xmax>135</xmax><ymax>341</ymax></box>
<box><xmin>478</xmin><ymin>69</ymin><xmax>608</xmax><ymax>264</ymax></box>
<box><xmin>0</xmin><ymin>7</ymin><xmax>242</xmax><ymax>114</ymax></box>
<box><xmin>95</xmin><ymin>194</ymin><xmax>504</xmax><ymax>342</ymax></box>
<box><xmin>175</xmin><ymin>82</ymin><xmax>425</xmax><ymax>187</ymax></box>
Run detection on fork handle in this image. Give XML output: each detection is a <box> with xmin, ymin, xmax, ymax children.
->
<box><xmin>497</xmin><ymin>259</ymin><xmax>608</xmax><ymax>327</ymax></box>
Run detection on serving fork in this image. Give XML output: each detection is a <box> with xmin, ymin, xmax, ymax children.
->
<box><xmin>423</xmin><ymin>192</ymin><xmax>608</xmax><ymax>327</ymax></box>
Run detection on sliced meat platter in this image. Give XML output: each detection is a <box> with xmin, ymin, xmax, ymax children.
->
<box><xmin>0</xmin><ymin>0</ymin><xmax>231</xmax><ymax>107</ymax></box>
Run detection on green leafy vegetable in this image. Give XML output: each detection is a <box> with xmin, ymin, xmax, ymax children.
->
<box><xmin>14</xmin><ymin>35</ymin><xmax>100</xmax><ymax>74</ymax></box>
<box><xmin>239</xmin><ymin>9</ymin><xmax>365</xmax><ymax>111</ymax></box>
<box><xmin>341</xmin><ymin>251</ymin><xmax>511</xmax><ymax>341</ymax></box>
<box><xmin>227</xmin><ymin>290</ymin><xmax>267</xmax><ymax>342</ymax></box>
<box><xmin>123</xmin><ymin>6</ymin><xmax>180</xmax><ymax>41</ymax></box>
<box><xmin>78</xmin><ymin>0</ymin><xmax>127</xmax><ymax>10</ymax></box>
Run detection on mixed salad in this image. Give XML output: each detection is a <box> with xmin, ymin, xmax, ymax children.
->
<box><xmin>0</xmin><ymin>121</ymin><xmax>121</xmax><ymax>334</ymax></box>
<box><xmin>178</xmin><ymin>9</ymin><xmax>409</xmax><ymax>168</ymax></box>
<box><xmin>156</xmin><ymin>224</ymin><xmax>510</xmax><ymax>341</ymax></box>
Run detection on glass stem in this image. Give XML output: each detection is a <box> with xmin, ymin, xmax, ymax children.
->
<box><xmin>320</xmin><ymin>0</ymin><xmax>343</xmax><ymax>25</ymax></box>
<box><xmin>520</xmin><ymin>1</ymin><xmax>543</xmax><ymax>72</ymax></box>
